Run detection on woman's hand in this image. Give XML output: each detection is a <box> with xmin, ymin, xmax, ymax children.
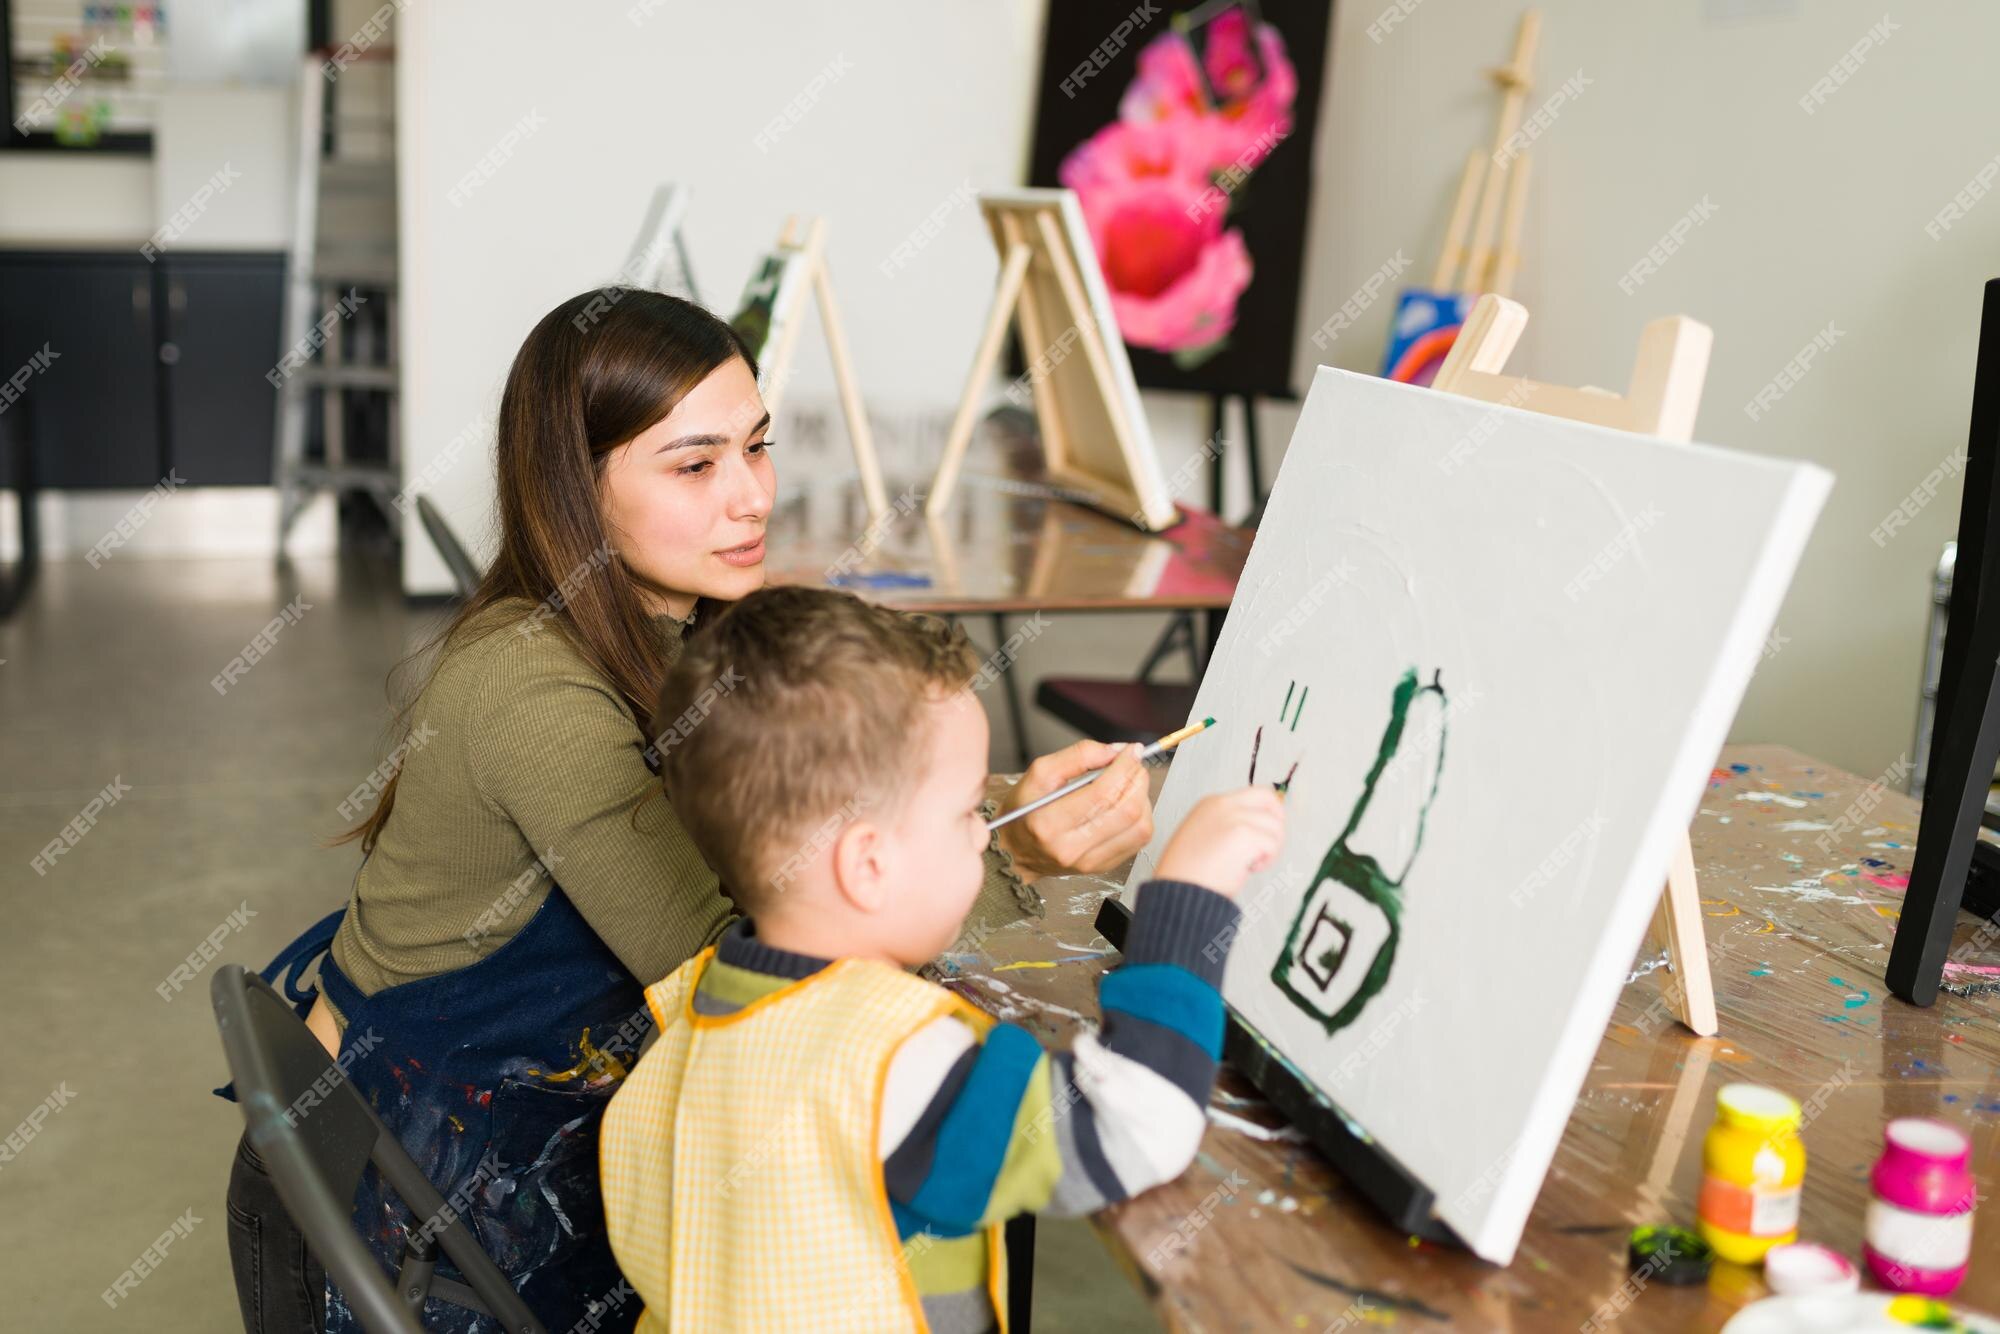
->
<box><xmin>994</xmin><ymin>740</ymin><xmax>1154</xmax><ymax>883</ymax></box>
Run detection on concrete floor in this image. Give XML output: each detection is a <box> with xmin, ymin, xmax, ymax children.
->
<box><xmin>0</xmin><ymin>542</ymin><xmax>1161</xmax><ymax>1331</ymax></box>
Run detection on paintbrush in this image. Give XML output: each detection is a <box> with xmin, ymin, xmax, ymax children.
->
<box><xmin>987</xmin><ymin>718</ymin><xmax>1216</xmax><ymax>832</ymax></box>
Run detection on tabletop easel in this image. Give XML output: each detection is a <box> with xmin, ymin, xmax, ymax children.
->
<box><xmin>1433</xmin><ymin>293</ymin><xmax>1720</xmax><ymax>1036</ymax></box>
<box><xmin>927</xmin><ymin>193</ymin><xmax>1177</xmax><ymax>531</ymax></box>
<box><xmin>754</xmin><ymin>215</ymin><xmax>891</xmax><ymax>518</ymax></box>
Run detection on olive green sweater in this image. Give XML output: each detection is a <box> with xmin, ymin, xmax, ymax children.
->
<box><xmin>326</xmin><ymin>596</ymin><xmax>1040</xmax><ymax>1026</ymax></box>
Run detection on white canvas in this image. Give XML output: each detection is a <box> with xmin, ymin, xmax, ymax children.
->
<box><xmin>1123</xmin><ymin>367</ymin><xmax>1832</xmax><ymax>1264</ymax></box>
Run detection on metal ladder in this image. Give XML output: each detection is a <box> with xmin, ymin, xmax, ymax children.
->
<box><xmin>273</xmin><ymin>51</ymin><xmax>399</xmax><ymax>550</ymax></box>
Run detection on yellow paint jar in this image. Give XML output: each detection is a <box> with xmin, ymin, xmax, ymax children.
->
<box><xmin>1697</xmin><ymin>1083</ymin><xmax>1806</xmax><ymax>1264</ymax></box>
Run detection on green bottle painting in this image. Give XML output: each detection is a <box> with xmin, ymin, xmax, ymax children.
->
<box><xmin>1268</xmin><ymin>668</ymin><xmax>1449</xmax><ymax>1036</ymax></box>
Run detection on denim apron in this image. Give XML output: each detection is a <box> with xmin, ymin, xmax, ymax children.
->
<box><xmin>254</xmin><ymin>887</ymin><xmax>648</xmax><ymax>1334</ymax></box>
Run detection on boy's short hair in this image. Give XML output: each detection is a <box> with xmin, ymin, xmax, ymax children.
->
<box><xmin>656</xmin><ymin>586</ymin><xmax>980</xmax><ymax>912</ymax></box>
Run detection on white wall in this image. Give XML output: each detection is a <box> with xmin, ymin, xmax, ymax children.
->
<box><xmin>0</xmin><ymin>157</ymin><xmax>155</xmax><ymax>242</ymax></box>
<box><xmin>395</xmin><ymin>0</ymin><xmax>1051</xmax><ymax>595</ymax></box>
<box><xmin>1302</xmin><ymin>0</ymin><xmax>1994</xmax><ymax>784</ymax></box>
<box><xmin>400</xmin><ymin>0</ymin><xmax>1992</xmax><ymax>782</ymax></box>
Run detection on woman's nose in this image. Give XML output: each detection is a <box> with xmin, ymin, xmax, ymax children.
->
<box><xmin>725</xmin><ymin>452</ymin><xmax>775</xmax><ymax>521</ymax></box>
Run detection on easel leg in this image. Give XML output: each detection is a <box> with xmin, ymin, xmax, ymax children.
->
<box><xmin>811</xmin><ymin>261</ymin><xmax>890</xmax><ymax>517</ymax></box>
<box><xmin>1207</xmin><ymin>392</ymin><xmax>1226</xmax><ymax>515</ymax></box>
<box><xmin>1242</xmin><ymin>393</ymin><xmax>1264</xmax><ymax>512</ymax></box>
<box><xmin>1890</xmin><ymin>668</ymin><xmax>2000</xmax><ymax>1004</ymax></box>
<box><xmin>927</xmin><ymin>244</ymin><xmax>1033</xmax><ymax>520</ymax></box>
<box><xmin>1653</xmin><ymin>834</ymin><xmax>1718</xmax><ymax>1037</ymax></box>
<box><xmin>1204</xmin><ymin>605</ymin><xmax>1227</xmax><ymax>662</ymax></box>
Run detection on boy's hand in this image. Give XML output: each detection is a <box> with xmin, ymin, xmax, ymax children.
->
<box><xmin>1153</xmin><ymin>787</ymin><xmax>1288</xmax><ymax>899</ymax></box>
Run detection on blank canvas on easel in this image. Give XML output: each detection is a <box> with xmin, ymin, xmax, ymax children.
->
<box><xmin>1122</xmin><ymin>367</ymin><xmax>1830</xmax><ymax>1263</ymax></box>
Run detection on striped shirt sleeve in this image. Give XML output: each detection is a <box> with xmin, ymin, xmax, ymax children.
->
<box><xmin>880</xmin><ymin>880</ymin><xmax>1240</xmax><ymax>1235</ymax></box>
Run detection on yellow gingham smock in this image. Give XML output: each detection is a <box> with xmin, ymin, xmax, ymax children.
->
<box><xmin>601</xmin><ymin>947</ymin><xmax>1009</xmax><ymax>1332</ymax></box>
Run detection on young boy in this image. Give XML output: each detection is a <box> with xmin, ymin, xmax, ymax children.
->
<box><xmin>601</xmin><ymin>586</ymin><xmax>1284</xmax><ymax>1333</ymax></box>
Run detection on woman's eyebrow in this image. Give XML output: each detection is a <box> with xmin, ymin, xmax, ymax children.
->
<box><xmin>657</xmin><ymin>411</ymin><xmax>772</xmax><ymax>454</ymax></box>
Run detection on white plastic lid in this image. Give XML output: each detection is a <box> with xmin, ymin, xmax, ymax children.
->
<box><xmin>1885</xmin><ymin>1117</ymin><xmax>1970</xmax><ymax>1160</ymax></box>
<box><xmin>1763</xmin><ymin>1242</ymin><xmax>1859</xmax><ymax>1296</ymax></box>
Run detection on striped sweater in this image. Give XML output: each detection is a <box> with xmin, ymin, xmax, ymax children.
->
<box><xmin>690</xmin><ymin>879</ymin><xmax>1239</xmax><ymax>1332</ymax></box>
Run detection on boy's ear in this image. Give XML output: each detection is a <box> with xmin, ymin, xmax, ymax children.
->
<box><xmin>830</xmin><ymin>819</ymin><xmax>889</xmax><ymax>914</ymax></box>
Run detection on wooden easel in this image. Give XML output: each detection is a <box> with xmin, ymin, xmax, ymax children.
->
<box><xmin>1382</xmin><ymin>12</ymin><xmax>1537</xmax><ymax>386</ymax></box>
<box><xmin>1462</xmin><ymin>10</ymin><xmax>1540</xmax><ymax>298</ymax></box>
<box><xmin>755</xmin><ymin>216</ymin><xmax>891</xmax><ymax>518</ymax></box>
<box><xmin>926</xmin><ymin>194</ymin><xmax>1177</xmax><ymax>531</ymax></box>
<box><xmin>1433</xmin><ymin>293</ymin><xmax>1720</xmax><ymax>1036</ymax></box>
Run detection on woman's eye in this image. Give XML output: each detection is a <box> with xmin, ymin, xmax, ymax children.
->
<box><xmin>676</xmin><ymin>460</ymin><xmax>713</xmax><ymax>477</ymax></box>
<box><xmin>749</xmin><ymin>438</ymin><xmax>775</xmax><ymax>456</ymax></box>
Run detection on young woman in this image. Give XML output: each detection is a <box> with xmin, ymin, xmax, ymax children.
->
<box><xmin>224</xmin><ymin>289</ymin><xmax>1155</xmax><ymax>1334</ymax></box>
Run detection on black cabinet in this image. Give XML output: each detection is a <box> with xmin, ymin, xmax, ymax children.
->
<box><xmin>0</xmin><ymin>251</ymin><xmax>161</xmax><ymax>488</ymax></box>
<box><xmin>161</xmin><ymin>254</ymin><xmax>284</xmax><ymax>486</ymax></box>
<box><xmin>0</xmin><ymin>249</ymin><xmax>283</xmax><ymax>489</ymax></box>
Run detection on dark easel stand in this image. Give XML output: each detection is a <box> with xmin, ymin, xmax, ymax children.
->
<box><xmin>1888</xmin><ymin>277</ymin><xmax>2000</xmax><ymax>1005</ymax></box>
<box><xmin>1094</xmin><ymin>896</ymin><xmax>1467</xmax><ymax>1248</ymax></box>
<box><xmin>0</xmin><ymin>393</ymin><xmax>40</xmax><ymax>621</ymax></box>
<box><xmin>1206</xmin><ymin>390</ymin><xmax>1264</xmax><ymax>519</ymax></box>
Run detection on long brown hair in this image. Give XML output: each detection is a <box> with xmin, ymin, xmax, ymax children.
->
<box><xmin>336</xmin><ymin>288</ymin><xmax>757</xmax><ymax>852</ymax></box>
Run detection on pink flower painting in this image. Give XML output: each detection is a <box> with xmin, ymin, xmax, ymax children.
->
<box><xmin>1060</xmin><ymin>9</ymin><xmax>1298</xmax><ymax>367</ymax></box>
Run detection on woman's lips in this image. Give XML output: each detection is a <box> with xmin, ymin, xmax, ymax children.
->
<box><xmin>716</xmin><ymin>537</ymin><xmax>765</xmax><ymax>568</ymax></box>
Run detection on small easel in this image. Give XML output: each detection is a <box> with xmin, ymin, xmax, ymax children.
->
<box><xmin>926</xmin><ymin>192</ymin><xmax>1177</xmax><ymax>531</ymax></box>
<box><xmin>1381</xmin><ymin>12</ymin><xmax>1539</xmax><ymax>386</ymax></box>
<box><xmin>1433</xmin><ymin>293</ymin><xmax>1720</xmax><ymax>1036</ymax></box>
<box><xmin>622</xmin><ymin>182</ymin><xmax>702</xmax><ymax>304</ymax></box>
<box><xmin>749</xmin><ymin>216</ymin><xmax>891</xmax><ymax>518</ymax></box>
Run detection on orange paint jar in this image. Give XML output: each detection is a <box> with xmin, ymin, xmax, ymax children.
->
<box><xmin>1697</xmin><ymin>1083</ymin><xmax>1806</xmax><ymax>1264</ymax></box>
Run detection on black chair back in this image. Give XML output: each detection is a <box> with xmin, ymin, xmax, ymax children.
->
<box><xmin>210</xmin><ymin>964</ymin><xmax>547</xmax><ymax>1334</ymax></box>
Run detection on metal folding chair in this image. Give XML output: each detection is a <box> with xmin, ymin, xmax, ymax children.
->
<box><xmin>210</xmin><ymin>964</ymin><xmax>546</xmax><ymax>1334</ymax></box>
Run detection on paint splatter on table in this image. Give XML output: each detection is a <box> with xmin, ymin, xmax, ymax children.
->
<box><xmin>955</xmin><ymin>745</ymin><xmax>2000</xmax><ymax>1331</ymax></box>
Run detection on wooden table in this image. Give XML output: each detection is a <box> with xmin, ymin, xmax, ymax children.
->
<box><xmin>952</xmin><ymin>746</ymin><xmax>2000</xmax><ymax>1331</ymax></box>
<box><xmin>764</xmin><ymin>472</ymin><xmax>1253</xmax><ymax>616</ymax></box>
<box><xmin>767</xmin><ymin>472</ymin><xmax>1254</xmax><ymax>762</ymax></box>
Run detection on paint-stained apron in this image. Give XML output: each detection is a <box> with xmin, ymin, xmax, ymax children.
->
<box><xmin>260</xmin><ymin>886</ymin><xmax>647</xmax><ymax>1334</ymax></box>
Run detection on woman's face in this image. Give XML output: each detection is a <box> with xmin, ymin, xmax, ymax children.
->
<box><xmin>601</xmin><ymin>355</ymin><xmax>777</xmax><ymax>618</ymax></box>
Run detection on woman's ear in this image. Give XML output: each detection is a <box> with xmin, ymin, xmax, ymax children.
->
<box><xmin>830</xmin><ymin>819</ymin><xmax>889</xmax><ymax>914</ymax></box>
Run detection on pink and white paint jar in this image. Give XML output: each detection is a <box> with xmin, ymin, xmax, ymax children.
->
<box><xmin>1864</xmin><ymin>1118</ymin><xmax>1976</xmax><ymax>1295</ymax></box>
